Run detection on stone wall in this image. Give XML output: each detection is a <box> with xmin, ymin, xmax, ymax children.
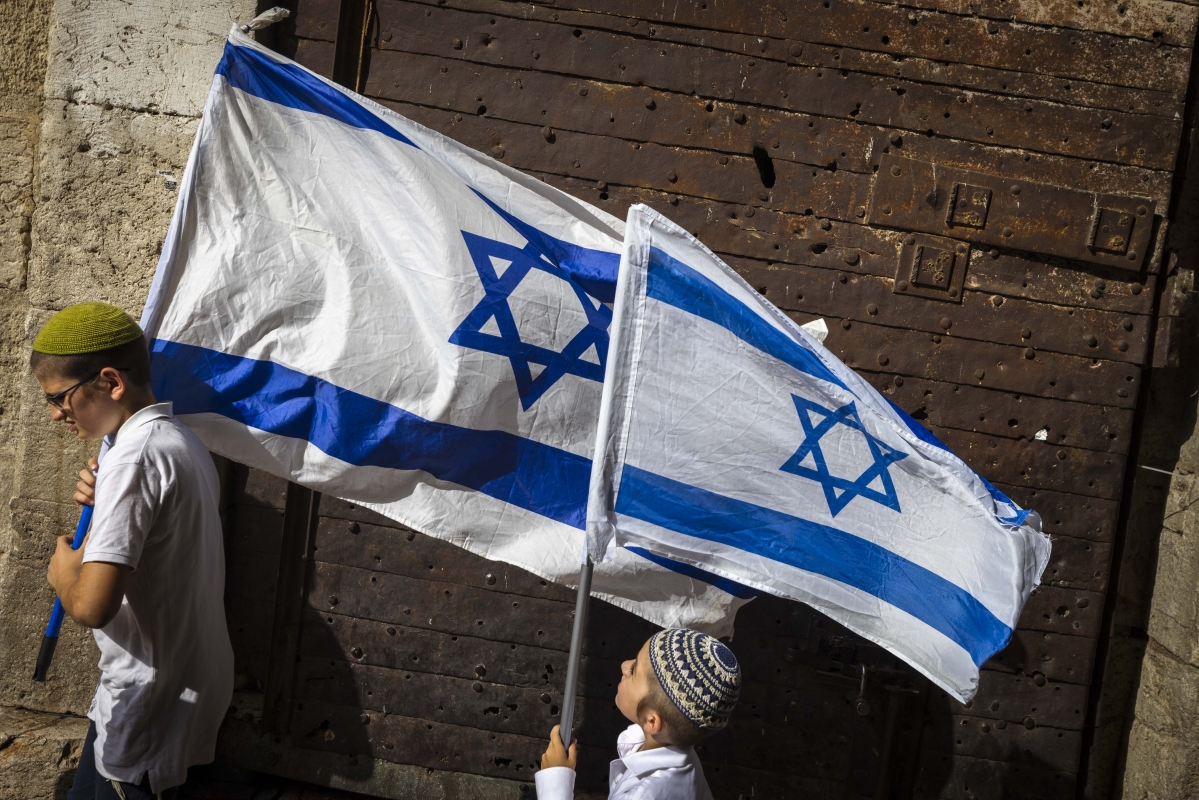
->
<box><xmin>0</xmin><ymin>1</ymin><xmax>253</xmax><ymax>796</ymax></box>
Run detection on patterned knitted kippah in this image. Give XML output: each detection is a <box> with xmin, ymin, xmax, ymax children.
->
<box><xmin>32</xmin><ymin>303</ymin><xmax>143</xmax><ymax>355</ymax></box>
<box><xmin>649</xmin><ymin>628</ymin><xmax>741</xmax><ymax>731</ymax></box>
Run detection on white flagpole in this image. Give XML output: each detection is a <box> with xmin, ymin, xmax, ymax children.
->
<box><xmin>557</xmin><ymin>557</ymin><xmax>594</xmax><ymax>749</ymax></box>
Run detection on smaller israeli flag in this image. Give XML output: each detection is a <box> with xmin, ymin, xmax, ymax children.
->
<box><xmin>587</xmin><ymin>205</ymin><xmax>1052</xmax><ymax>701</ymax></box>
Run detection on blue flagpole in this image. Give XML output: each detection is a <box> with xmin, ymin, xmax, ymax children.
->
<box><xmin>32</xmin><ymin>504</ymin><xmax>93</xmax><ymax>682</ymax></box>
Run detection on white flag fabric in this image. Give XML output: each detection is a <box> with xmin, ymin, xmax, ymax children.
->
<box><xmin>141</xmin><ymin>29</ymin><xmax>755</xmax><ymax>634</ymax></box>
<box><xmin>587</xmin><ymin>205</ymin><xmax>1052</xmax><ymax>700</ymax></box>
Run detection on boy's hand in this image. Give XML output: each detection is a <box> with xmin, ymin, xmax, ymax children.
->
<box><xmin>74</xmin><ymin>458</ymin><xmax>98</xmax><ymax>507</ymax></box>
<box><xmin>541</xmin><ymin>725</ymin><xmax>577</xmax><ymax>770</ymax></box>
<box><xmin>47</xmin><ymin>533</ymin><xmax>86</xmax><ymax>594</ymax></box>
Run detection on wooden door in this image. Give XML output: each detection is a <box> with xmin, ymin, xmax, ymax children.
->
<box><xmin>218</xmin><ymin>0</ymin><xmax>1199</xmax><ymax>797</ymax></box>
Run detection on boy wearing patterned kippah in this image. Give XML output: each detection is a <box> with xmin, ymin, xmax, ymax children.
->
<box><xmin>536</xmin><ymin>628</ymin><xmax>741</xmax><ymax>800</ymax></box>
<box><xmin>32</xmin><ymin>303</ymin><xmax>233</xmax><ymax>800</ymax></box>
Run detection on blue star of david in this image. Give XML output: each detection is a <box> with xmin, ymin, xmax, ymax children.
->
<box><xmin>449</xmin><ymin>195</ymin><xmax>612</xmax><ymax>410</ymax></box>
<box><xmin>780</xmin><ymin>396</ymin><xmax>908</xmax><ymax>517</ymax></box>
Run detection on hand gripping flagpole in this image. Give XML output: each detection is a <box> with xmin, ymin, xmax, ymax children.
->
<box><xmin>32</xmin><ymin>504</ymin><xmax>94</xmax><ymax>681</ymax></box>
<box><xmin>558</xmin><ymin>556</ymin><xmax>594</xmax><ymax>751</ymax></box>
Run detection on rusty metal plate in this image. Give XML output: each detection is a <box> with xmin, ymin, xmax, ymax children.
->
<box><xmin>294</xmin><ymin>658</ymin><xmax>568</xmax><ymax>739</ymax></box>
<box><xmin>738</xmin><ymin>264</ymin><xmax>1151</xmax><ymax>364</ymax></box>
<box><xmin>289</xmin><ymin>697</ymin><xmax>555</xmax><ymax>779</ymax></box>
<box><xmin>1041</xmin><ymin>536</ymin><xmax>1112</xmax><ymax>593</ymax></box>
<box><xmin>299</xmin><ymin>610</ymin><xmax>570</xmax><ymax>689</ymax></box>
<box><xmin>412</xmin><ymin>0</ymin><xmax>1191</xmax><ymax>114</ymax></box>
<box><xmin>365</xmin><ymin>47</ymin><xmax>1170</xmax><ymax>199</ymax></box>
<box><xmin>368</xmin><ymin>2</ymin><xmax>1184</xmax><ymax>170</ymax></box>
<box><xmin>814</xmin><ymin>317</ymin><xmax>1142</xmax><ymax>409</ymax></box>
<box><xmin>530</xmin><ymin>0</ymin><xmax>1188</xmax><ymax>93</ymax></box>
<box><xmin>932</xmin><ymin>427</ymin><xmax>1125</xmax><ymax>500</ymax></box>
<box><xmin>994</xmin><ymin>484</ymin><xmax>1120</xmax><ymax>543</ymax></box>
<box><xmin>896</xmin><ymin>233</ymin><xmax>970</xmax><ymax>302</ymax></box>
<box><xmin>869</xmin><ymin>155</ymin><xmax>1157</xmax><ymax>271</ymax></box>
<box><xmin>914</xmin><ymin>750</ymin><xmax>1076</xmax><ymax>800</ymax></box>
<box><xmin>862</xmin><ymin>374</ymin><xmax>1135</xmax><ymax>456</ymax></box>
<box><xmin>923</xmin><ymin>714</ymin><xmax>1082</xmax><ymax>773</ymax></box>
<box><xmin>1019</xmin><ymin>585</ymin><xmax>1105</xmax><ymax>638</ymax></box>
<box><xmin>382</xmin><ymin>98</ymin><xmax>870</xmax><ymax>221</ymax></box>
<box><xmin>933</xmin><ymin>671</ymin><xmax>1089</xmax><ymax>731</ymax></box>
<box><xmin>985</xmin><ymin>629</ymin><xmax>1099</xmax><ymax>686</ymax></box>
<box><xmin>309</xmin><ymin>561</ymin><xmax>575</xmax><ymax>649</ymax></box>
<box><xmin>532</xmin><ymin>171</ymin><xmax>1160</xmax><ymax>316</ymax></box>
<box><xmin>313</xmin><ymin>517</ymin><xmax>574</xmax><ymax>602</ymax></box>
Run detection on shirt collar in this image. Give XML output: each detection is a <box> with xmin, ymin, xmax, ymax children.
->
<box><xmin>110</xmin><ymin>402</ymin><xmax>174</xmax><ymax>442</ymax></box>
<box><xmin>615</xmin><ymin>724</ymin><xmax>695</xmax><ymax>778</ymax></box>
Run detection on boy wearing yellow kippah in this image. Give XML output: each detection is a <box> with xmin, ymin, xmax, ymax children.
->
<box><xmin>32</xmin><ymin>303</ymin><xmax>233</xmax><ymax>800</ymax></box>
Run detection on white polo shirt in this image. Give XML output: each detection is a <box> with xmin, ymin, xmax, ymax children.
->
<box><xmin>82</xmin><ymin>402</ymin><xmax>234</xmax><ymax>792</ymax></box>
<box><xmin>535</xmin><ymin>724</ymin><xmax>714</xmax><ymax>800</ymax></box>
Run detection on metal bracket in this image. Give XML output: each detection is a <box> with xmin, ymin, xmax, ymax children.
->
<box><xmin>869</xmin><ymin>155</ymin><xmax>1156</xmax><ymax>272</ymax></box>
<box><xmin>895</xmin><ymin>233</ymin><xmax>970</xmax><ymax>303</ymax></box>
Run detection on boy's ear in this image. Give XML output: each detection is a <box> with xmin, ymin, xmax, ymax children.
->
<box><xmin>641</xmin><ymin>707</ymin><xmax>665</xmax><ymax>737</ymax></box>
<box><xmin>98</xmin><ymin>366</ymin><xmax>128</xmax><ymax>400</ymax></box>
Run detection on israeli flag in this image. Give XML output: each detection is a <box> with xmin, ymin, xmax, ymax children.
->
<box><xmin>587</xmin><ymin>206</ymin><xmax>1052</xmax><ymax>700</ymax></box>
<box><xmin>140</xmin><ymin>30</ymin><xmax>753</xmax><ymax>634</ymax></box>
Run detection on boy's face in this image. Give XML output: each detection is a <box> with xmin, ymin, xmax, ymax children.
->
<box><xmin>615</xmin><ymin>639</ymin><xmax>653</xmax><ymax>723</ymax></box>
<box><xmin>36</xmin><ymin>368</ymin><xmax>127</xmax><ymax>440</ymax></box>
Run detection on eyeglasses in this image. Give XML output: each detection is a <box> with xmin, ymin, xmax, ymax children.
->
<box><xmin>44</xmin><ymin>368</ymin><xmax>129</xmax><ymax>410</ymax></box>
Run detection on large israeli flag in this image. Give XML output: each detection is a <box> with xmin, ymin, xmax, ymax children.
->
<box><xmin>140</xmin><ymin>29</ymin><xmax>753</xmax><ymax>634</ymax></box>
<box><xmin>587</xmin><ymin>205</ymin><xmax>1052</xmax><ymax>699</ymax></box>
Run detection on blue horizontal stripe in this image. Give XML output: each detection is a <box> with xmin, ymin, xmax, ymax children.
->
<box><xmin>624</xmin><ymin>546</ymin><xmax>760</xmax><ymax>600</ymax></box>
<box><xmin>216</xmin><ymin>41</ymin><xmax>417</xmax><ymax>149</ymax></box>
<box><xmin>150</xmin><ymin>340</ymin><xmax>588</xmax><ymax>528</ymax></box>
<box><xmin>646</xmin><ymin>248</ymin><xmax>848</xmax><ymax>391</ymax></box>
<box><xmin>616</xmin><ymin>465</ymin><xmax>1012</xmax><ymax>666</ymax></box>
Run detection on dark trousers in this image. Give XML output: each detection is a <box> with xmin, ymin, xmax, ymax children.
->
<box><xmin>68</xmin><ymin>722</ymin><xmax>180</xmax><ymax>800</ymax></box>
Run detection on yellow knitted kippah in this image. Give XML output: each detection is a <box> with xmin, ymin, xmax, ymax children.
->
<box><xmin>32</xmin><ymin>302</ymin><xmax>144</xmax><ymax>355</ymax></box>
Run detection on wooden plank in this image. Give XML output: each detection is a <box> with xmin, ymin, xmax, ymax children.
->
<box><xmin>386</xmin><ymin>0</ymin><xmax>1190</xmax><ymax>94</ymax></box>
<box><xmin>311</xmin><ymin>518</ymin><xmax>575</xmax><ymax>602</ymax></box>
<box><xmin>735</xmin><ymin>261</ymin><xmax>1152</xmax><ymax>364</ymax></box>
<box><xmin>932</xmin><ymin>427</ymin><xmax>1126</xmax><ymax>500</ymax></box>
<box><xmin>984</xmin><ymin>630</ymin><xmax>1099</xmax><ymax>685</ymax></box>
<box><xmin>1041</xmin><ymin>535</ymin><xmax>1113</xmax><ymax>593</ymax></box>
<box><xmin>1019</xmin><ymin>585</ymin><xmax>1105</xmax><ymax>637</ymax></box>
<box><xmin>525</xmin><ymin>172</ymin><xmax>1164</xmax><ymax>313</ymax></box>
<box><xmin>365</xmin><ymin>44</ymin><xmax>1181</xmax><ymax>175</ymax></box>
<box><xmin>404</xmin><ymin>0</ymin><xmax>1185</xmax><ymax>115</ymax></box>
<box><xmin>914</xmin><ymin>749</ymin><xmax>1077</xmax><ymax>799</ymax></box>
<box><xmin>863</xmin><ymin>0</ymin><xmax>1199</xmax><ymax>47</ymax></box>
<box><xmin>590</xmin><ymin>0</ymin><xmax>1193</xmax><ymax>92</ymax></box>
<box><xmin>262</xmin><ymin>484</ymin><xmax>322</xmax><ymax>735</ymax></box>
<box><xmin>812</xmin><ymin>316</ymin><xmax>1142</xmax><ymax>409</ymax></box>
<box><xmin>994</xmin><ymin>484</ymin><xmax>1121</xmax><ymax>543</ymax></box>
<box><xmin>307</xmin><ymin>561</ymin><xmax>576</xmax><ymax>650</ymax></box>
<box><xmin>386</xmin><ymin>100</ymin><xmax>871</xmax><ymax>221</ymax></box>
<box><xmin>369</xmin><ymin>2</ymin><xmax>1184</xmax><ymax>165</ymax></box>
<box><xmin>932</xmin><ymin>670</ymin><xmax>1090</xmax><ymax>730</ymax></box>
<box><xmin>860</xmin><ymin>372</ymin><xmax>1136</xmax><ymax>456</ymax></box>
<box><xmin>922</xmin><ymin>713</ymin><xmax>1082</xmax><ymax>773</ymax></box>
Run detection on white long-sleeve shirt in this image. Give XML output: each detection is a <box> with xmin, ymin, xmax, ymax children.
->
<box><xmin>535</xmin><ymin>724</ymin><xmax>714</xmax><ymax>800</ymax></box>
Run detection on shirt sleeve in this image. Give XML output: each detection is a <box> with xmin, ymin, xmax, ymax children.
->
<box><xmin>81</xmin><ymin>460</ymin><xmax>162</xmax><ymax>570</ymax></box>
<box><xmin>534</xmin><ymin>766</ymin><xmax>575</xmax><ymax>800</ymax></box>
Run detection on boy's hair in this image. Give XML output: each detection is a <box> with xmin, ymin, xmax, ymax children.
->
<box><xmin>30</xmin><ymin>336</ymin><xmax>153</xmax><ymax>389</ymax></box>
<box><xmin>636</xmin><ymin>669</ymin><xmax>710</xmax><ymax>748</ymax></box>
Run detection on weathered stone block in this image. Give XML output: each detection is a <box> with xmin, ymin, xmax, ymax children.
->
<box><xmin>0</xmin><ymin>705</ymin><xmax>90</xmax><ymax>800</ymax></box>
